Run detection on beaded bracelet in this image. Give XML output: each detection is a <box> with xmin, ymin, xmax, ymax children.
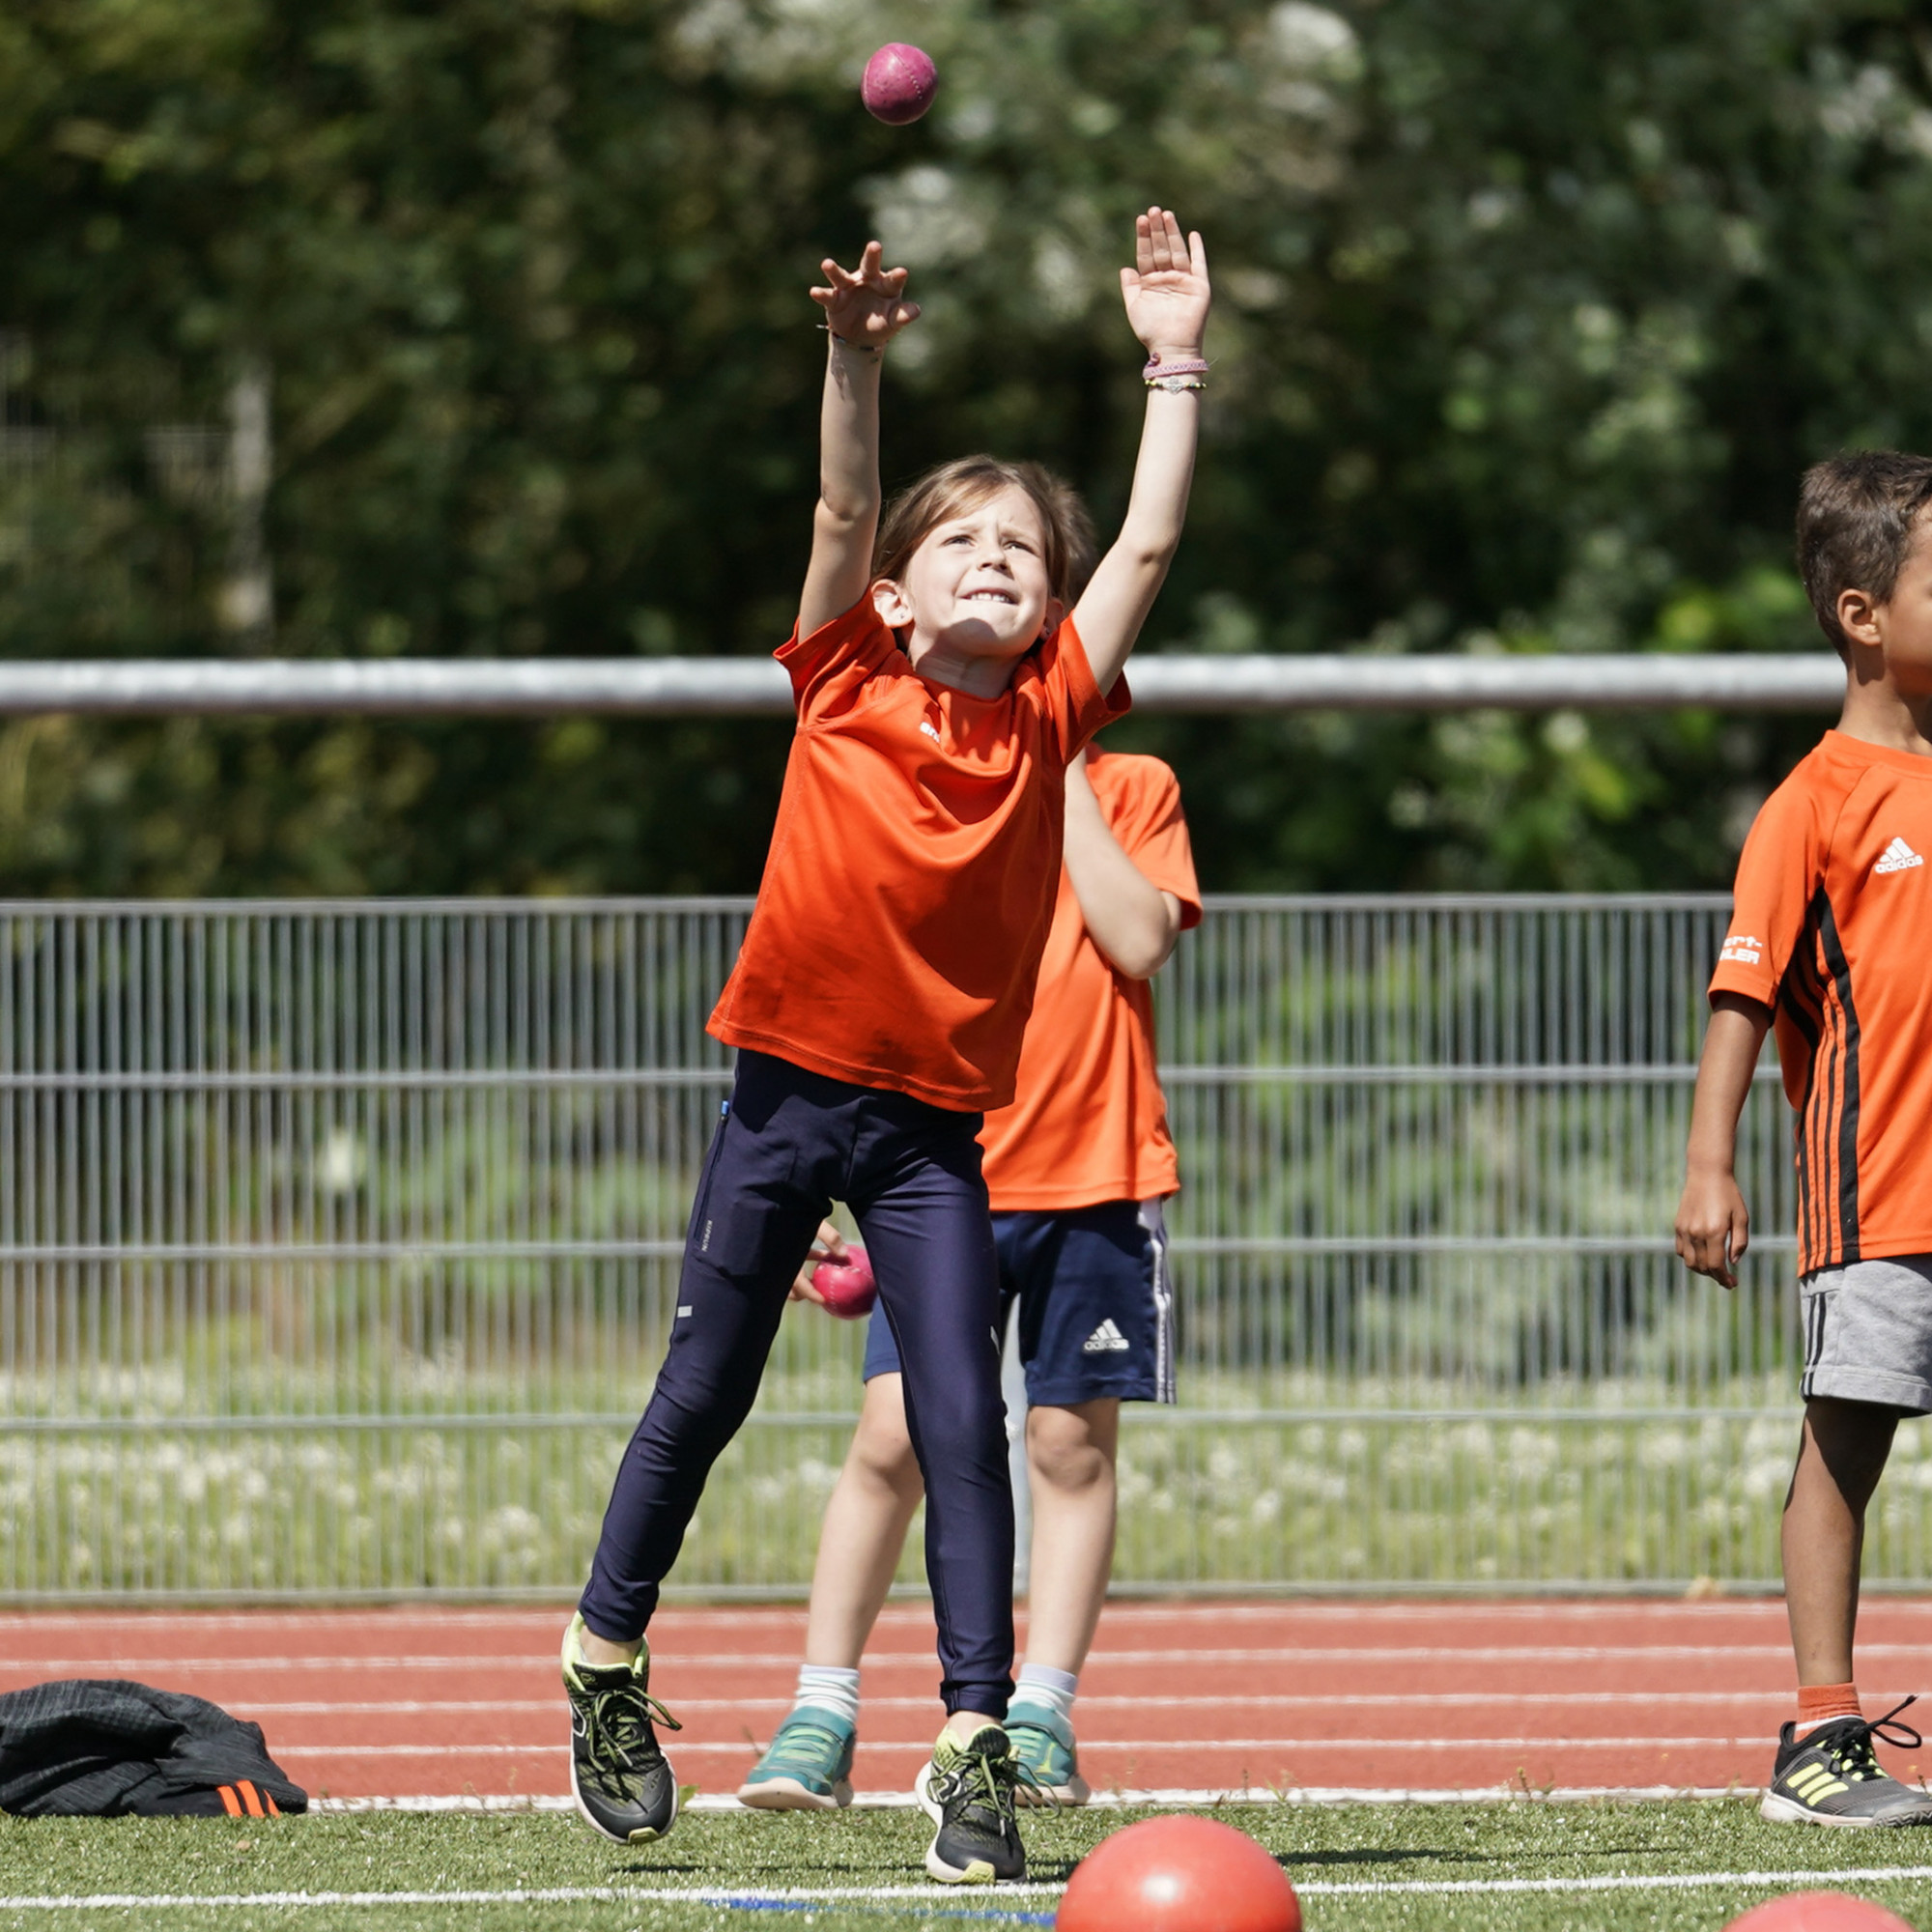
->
<box><xmin>1141</xmin><ymin>355</ymin><xmax>1209</xmax><ymax>380</ymax></box>
<box><xmin>1147</xmin><ymin>373</ymin><xmax>1208</xmax><ymax>393</ymax></box>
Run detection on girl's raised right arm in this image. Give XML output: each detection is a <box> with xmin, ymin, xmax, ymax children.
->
<box><xmin>798</xmin><ymin>242</ymin><xmax>920</xmax><ymax>639</ymax></box>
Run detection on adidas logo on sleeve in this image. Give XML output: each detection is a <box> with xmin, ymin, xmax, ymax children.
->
<box><xmin>1082</xmin><ymin>1319</ymin><xmax>1131</xmax><ymax>1354</ymax></box>
<box><xmin>1874</xmin><ymin>837</ymin><xmax>1924</xmax><ymax>875</ymax></box>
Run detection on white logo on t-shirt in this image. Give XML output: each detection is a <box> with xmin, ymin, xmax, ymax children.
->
<box><xmin>1719</xmin><ymin>934</ymin><xmax>1763</xmax><ymax>965</ymax></box>
<box><xmin>1874</xmin><ymin>837</ymin><xmax>1924</xmax><ymax>875</ymax></box>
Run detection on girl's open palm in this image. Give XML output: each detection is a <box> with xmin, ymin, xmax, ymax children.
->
<box><xmin>1120</xmin><ymin>208</ymin><xmax>1210</xmax><ymax>356</ymax></box>
<box><xmin>810</xmin><ymin>241</ymin><xmax>920</xmax><ymax>349</ymax></box>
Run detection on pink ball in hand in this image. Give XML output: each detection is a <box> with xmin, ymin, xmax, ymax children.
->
<box><xmin>811</xmin><ymin>1245</ymin><xmax>877</xmax><ymax>1320</ymax></box>
<box><xmin>861</xmin><ymin>43</ymin><xmax>938</xmax><ymax>126</ymax></box>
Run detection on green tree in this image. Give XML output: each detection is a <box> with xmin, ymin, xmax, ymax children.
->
<box><xmin>0</xmin><ymin>0</ymin><xmax>1926</xmax><ymax>894</ymax></box>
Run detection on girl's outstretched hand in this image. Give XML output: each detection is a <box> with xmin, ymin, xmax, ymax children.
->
<box><xmin>1120</xmin><ymin>208</ymin><xmax>1210</xmax><ymax>358</ymax></box>
<box><xmin>810</xmin><ymin>241</ymin><xmax>921</xmax><ymax>350</ymax></box>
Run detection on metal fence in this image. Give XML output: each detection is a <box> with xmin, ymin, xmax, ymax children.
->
<box><xmin>2</xmin><ymin>894</ymin><xmax>1915</xmax><ymax>1602</ymax></box>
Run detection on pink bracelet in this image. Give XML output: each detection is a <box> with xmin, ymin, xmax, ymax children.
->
<box><xmin>1142</xmin><ymin>355</ymin><xmax>1208</xmax><ymax>379</ymax></box>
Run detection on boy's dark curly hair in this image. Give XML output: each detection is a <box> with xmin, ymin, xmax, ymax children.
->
<box><xmin>1797</xmin><ymin>450</ymin><xmax>1932</xmax><ymax>657</ymax></box>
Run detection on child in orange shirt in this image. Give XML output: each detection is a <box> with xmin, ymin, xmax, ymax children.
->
<box><xmin>562</xmin><ymin>210</ymin><xmax>1211</xmax><ymax>1885</ymax></box>
<box><xmin>1678</xmin><ymin>451</ymin><xmax>1932</xmax><ymax>1828</ymax></box>
<box><xmin>738</xmin><ymin>741</ymin><xmax>1200</xmax><ymax>1813</ymax></box>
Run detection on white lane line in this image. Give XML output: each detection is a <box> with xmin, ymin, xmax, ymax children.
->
<box><xmin>273</xmin><ymin>1736</ymin><xmax>1779</xmax><ymax>1756</ymax></box>
<box><xmin>3</xmin><ymin>1601</ymin><xmax>1914</xmax><ymax>1631</ymax></box>
<box><xmin>8</xmin><ymin>1643</ymin><xmax>1912</xmax><ymax>1670</ymax></box>
<box><xmin>1298</xmin><ymin>1867</ymin><xmax>1932</xmax><ymax>1900</ymax></box>
<box><xmin>11</xmin><ymin>1868</ymin><xmax>1932</xmax><ymax>1911</ymax></box>
<box><xmin>223</xmin><ymin>1689</ymin><xmax>1866</xmax><ymax>1717</ymax></box>
<box><xmin>313</xmin><ymin>1785</ymin><xmax>1762</xmax><ymax>1813</ymax></box>
<box><xmin>0</xmin><ymin>1889</ymin><xmax>1056</xmax><ymax>1911</ymax></box>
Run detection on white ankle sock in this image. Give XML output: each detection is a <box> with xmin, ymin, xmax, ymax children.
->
<box><xmin>793</xmin><ymin>1664</ymin><xmax>861</xmax><ymax>1728</ymax></box>
<box><xmin>1014</xmin><ymin>1663</ymin><xmax>1078</xmax><ymax>1724</ymax></box>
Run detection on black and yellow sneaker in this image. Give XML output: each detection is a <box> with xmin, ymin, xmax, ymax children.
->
<box><xmin>561</xmin><ymin>1612</ymin><xmax>683</xmax><ymax>1844</ymax></box>
<box><xmin>1759</xmin><ymin>1698</ymin><xmax>1932</xmax><ymax>1827</ymax></box>
<box><xmin>915</xmin><ymin>1721</ymin><xmax>1030</xmax><ymax>1885</ymax></box>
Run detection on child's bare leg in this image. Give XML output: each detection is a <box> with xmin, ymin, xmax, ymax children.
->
<box><xmin>1782</xmin><ymin>1396</ymin><xmax>1897</xmax><ymax>1684</ymax></box>
<box><xmin>1020</xmin><ymin>1400</ymin><xmax>1120</xmax><ymax>1675</ymax></box>
<box><xmin>804</xmin><ymin>1373</ymin><xmax>923</xmax><ymax>1668</ymax></box>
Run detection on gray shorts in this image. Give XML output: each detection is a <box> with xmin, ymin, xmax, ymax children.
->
<box><xmin>1801</xmin><ymin>1254</ymin><xmax>1932</xmax><ymax>1414</ymax></box>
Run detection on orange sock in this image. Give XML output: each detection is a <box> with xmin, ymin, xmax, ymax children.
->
<box><xmin>1795</xmin><ymin>1682</ymin><xmax>1861</xmax><ymax>1738</ymax></box>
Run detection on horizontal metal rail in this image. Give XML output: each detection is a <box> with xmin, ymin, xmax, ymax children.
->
<box><xmin>3</xmin><ymin>1405</ymin><xmax>1801</xmax><ymax>1434</ymax></box>
<box><xmin>0</xmin><ymin>654</ymin><xmax>1843</xmax><ymax>715</ymax></box>
<box><xmin>1171</xmin><ymin>1235</ymin><xmax>1798</xmax><ymax>1256</ymax></box>
<box><xmin>0</xmin><ymin>1063</ymin><xmax>1778</xmax><ymax>1089</ymax></box>
<box><xmin>0</xmin><ymin>1233</ymin><xmax>1794</xmax><ymax>1262</ymax></box>
<box><xmin>0</xmin><ymin>1067</ymin><xmax>734</xmax><ymax>1091</ymax></box>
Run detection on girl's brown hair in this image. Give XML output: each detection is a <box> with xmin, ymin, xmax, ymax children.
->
<box><xmin>871</xmin><ymin>456</ymin><xmax>1097</xmax><ymax>608</ymax></box>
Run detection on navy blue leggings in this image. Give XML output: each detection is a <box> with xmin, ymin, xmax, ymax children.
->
<box><xmin>580</xmin><ymin>1050</ymin><xmax>1014</xmax><ymax>1719</ymax></box>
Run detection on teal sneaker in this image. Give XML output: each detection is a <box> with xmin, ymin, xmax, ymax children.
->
<box><xmin>1004</xmin><ymin>1701</ymin><xmax>1090</xmax><ymax>1805</ymax></box>
<box><xmin>737</xmin><ymin>1707</ymin><xmax>856</xmax><ymax>1811</ymax></box>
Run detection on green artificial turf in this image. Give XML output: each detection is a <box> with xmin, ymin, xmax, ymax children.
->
<box><xmin>5</xmin><ymin>1802</ymin><xmax>1932</xmax><ymax>1932</ymax></box>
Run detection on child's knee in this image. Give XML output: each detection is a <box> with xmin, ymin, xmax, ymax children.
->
<box><xmin>851</xmin><ymin>1375</ymin><xmax>920</xmax><ymax>1488</ymax></box>
<box><xmin>1026</xmin><ymin>1404</ymin><xmax>1117</xmax><ymax>1493</ymax></box>
<box><xmin>1803</xmin><ymin>1395</ymin><xmax>1899</xmax><ymax>1500</ymax></box>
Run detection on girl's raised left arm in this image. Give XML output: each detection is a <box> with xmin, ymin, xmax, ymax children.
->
<box><xmin>1070</xmin><ymin>209</ymin><xmax>1212</xmax><ymax>696</ymax></box>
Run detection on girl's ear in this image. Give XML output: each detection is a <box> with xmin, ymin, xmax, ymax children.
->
<box><xmin>1038</xmin><ymin>595</ymin><xmax>1066</xmax><ymax>641</ymax></box>
<box><xmin>872</xmin><ymin>578</ymin><xmax>913</xmax><ymax>629</ymax></box>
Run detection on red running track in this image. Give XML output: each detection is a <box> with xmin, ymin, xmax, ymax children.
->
<box><xmin>7</xmin><ymin>1599</ymin><xmax>1932</xmax><ymax>1804</ymax></box>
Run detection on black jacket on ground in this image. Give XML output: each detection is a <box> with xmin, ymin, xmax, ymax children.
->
<box><xmin>0</xmin><ymin>1678</ymin><xmax>307</xmax><ymax>1817</ymax></box>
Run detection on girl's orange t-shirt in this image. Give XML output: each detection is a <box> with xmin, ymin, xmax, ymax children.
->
<box><xmin>708</xmin><ymin>598</ymin><xmax>1130</xmax><ymax>1112</ymax></box>
<box><xmin>977</xmin><ymin>751</ymin><xmax>1202</xmax><ymax>1210</ymax></box>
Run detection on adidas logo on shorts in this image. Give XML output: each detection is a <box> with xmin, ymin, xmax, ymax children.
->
<box><xmin>1083</xmin><ymin>1319</ymin><xmax>1130</xmax><ymax>1354</ymax></box>
<box><xmin>1874</xmin><ymin>837</ymin><xmax>1924</xmax><ymax>875</ymax></box>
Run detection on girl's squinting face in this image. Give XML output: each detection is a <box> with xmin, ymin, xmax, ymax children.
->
<box><xmin>873</xmin><ymin>487</ymin><xmax>1062</xmax><ymax>662</ymax></box>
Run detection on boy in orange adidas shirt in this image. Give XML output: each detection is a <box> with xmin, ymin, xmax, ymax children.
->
<box><xmin>1677</xmin><ymin>452</ymin><xmax>1932</xmax><ymax>1827</ymax></box>
<box><xmin>739</xmin><ymin>739</ymin><xmax>1200</xmax><ymax>1810</ymax></box>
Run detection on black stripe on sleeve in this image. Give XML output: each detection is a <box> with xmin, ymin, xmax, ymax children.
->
<box><xmin>1813</xmin><ymin>890</ymin><xmax>1861</xmax><ymax>1265</ymax></box>
<box><xmin>1780</xmin><ymin>908</ymin><xmax>1828</xmax><ymax>1267</ymax></box>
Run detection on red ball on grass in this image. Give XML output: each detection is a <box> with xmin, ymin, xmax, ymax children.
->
<box><xmin>1727</xmin><ymin>1894</ymin><xmax>1918</xmax><ymax>1932</ymax></box>
<box><xmin>861</xmin><ymin>43</ymin><xmax>937</xmax><ymax>126</ymax></box>
<box><xmin>1057</xmin><ymin>1815</ymin><xmax>1300</xmax><ymax>1932</ymax></box>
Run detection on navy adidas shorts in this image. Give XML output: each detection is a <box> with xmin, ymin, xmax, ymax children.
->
<box><xmin>864</xmin><ymin>1198</ymin><xmax>1175</xmax><ymax>1406</ymax></box>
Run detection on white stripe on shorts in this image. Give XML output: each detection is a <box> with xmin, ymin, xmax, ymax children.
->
<box><xmin>1140</xmin><ymin>1198</ymin><xmax>1176</xmax><ymax>1405</ymax></box>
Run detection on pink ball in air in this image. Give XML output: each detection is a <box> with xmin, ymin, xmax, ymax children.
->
<box><xmin>862</xmin><ymin>43</ymin><xmax>938</xmax><ymax>126</ymax></box>
<box><xmin>811</xmin><ymin>1245</ymin><xmax>877</xmax><ymax>1320</ymax></box>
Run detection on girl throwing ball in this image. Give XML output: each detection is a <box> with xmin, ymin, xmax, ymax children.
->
<box><xmin>562</xmin><ymin>208</ymin><xmax>1211</xmax><ymax>1885</ymax></box>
